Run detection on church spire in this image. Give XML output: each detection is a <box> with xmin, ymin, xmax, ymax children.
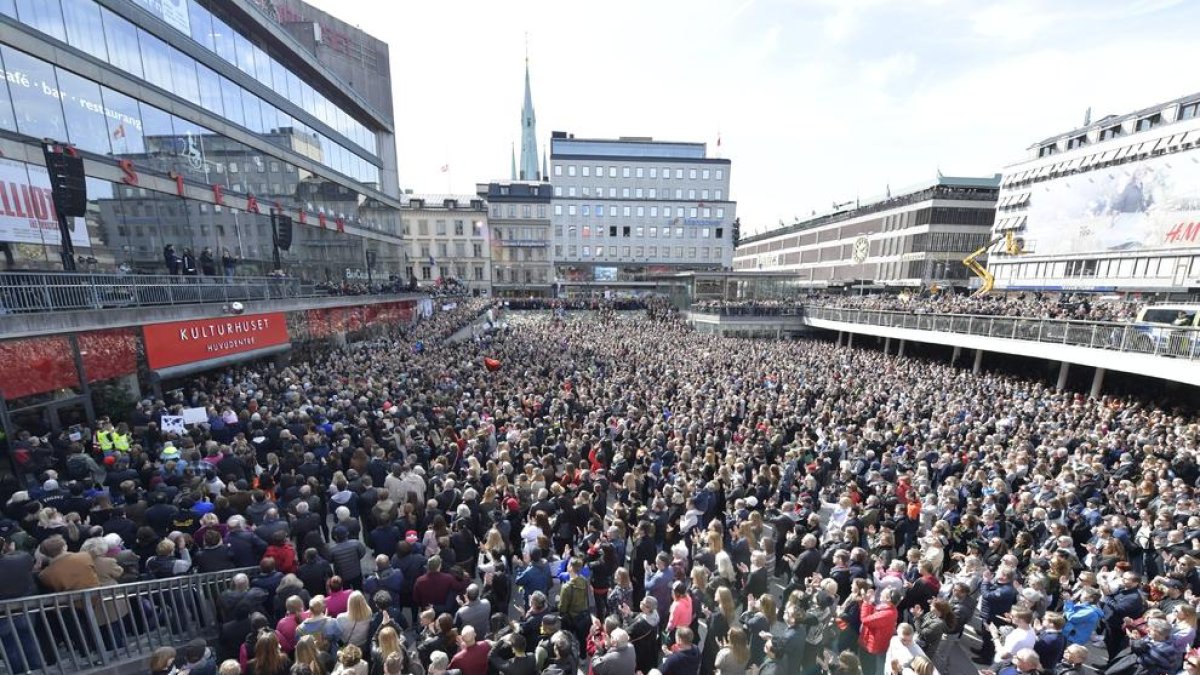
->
<box><xmin>519</xmin><ymin>40</ymin><xmax>539</xmax><ymax>182</ymax></box>
<box><xmin>511</xmin><ymin>142</ymin><xmax>517</xmax><ymax>181</ymax></box>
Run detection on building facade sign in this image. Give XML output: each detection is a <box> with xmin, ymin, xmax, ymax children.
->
<box><xmin>143</xmin><ymin>312</ymin><xmax>290</xmax><ymax>370</ymax></box>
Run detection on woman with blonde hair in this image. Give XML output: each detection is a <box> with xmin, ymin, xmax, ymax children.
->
<box><xmin>702</xmin><ymin>586</ymin><xmax>737</xmax><ymax>674</ymax></box>
<box><xmin>714</xmin><ymin>625</ymin><xmax>750</xmax><ymax>675</ymax></box>
<box><xmin>369</xmin><ymin>625</ymin><xmax>402</xmax><ymax>675</ymax></box>
<box><xmin>332</xmin><ymin>643</ymin><xmax>367</xmax><ymax>675</ymax></box>
<box><xmin>294</xmin><ymin>635</ymin><xmax>331</xmax><ymax>675</ymax></box>
<box><xmin>335</xmin><ymin>591</ymin><xmax>374</xmax><ymax>649</ymax></box>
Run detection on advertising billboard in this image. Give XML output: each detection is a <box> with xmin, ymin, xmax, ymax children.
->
<box><xmin>0</xmin><ymin>157</ymin><xmax>91</xmax><ymax>248</ymax></box>
<box><xmin>1022</xmin><ymin>150</ymin><xmax>1200</xmax><ymax>255</ymax></box>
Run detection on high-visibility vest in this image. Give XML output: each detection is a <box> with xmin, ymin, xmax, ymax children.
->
<box><xmin>112</xmin><ymin>432</ymin><xmax>130</xmax><ymax>452</ymax></box>
<box><xmin>96</xmin><ymin>430</ymin><xmax>113</xmax><ymax>451</ymax></box>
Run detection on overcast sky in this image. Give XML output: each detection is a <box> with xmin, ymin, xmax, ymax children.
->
<box><xmin>307</xmin><ymin>0</ymin><xmax>1199</xmax><ymax>235</ymax></box>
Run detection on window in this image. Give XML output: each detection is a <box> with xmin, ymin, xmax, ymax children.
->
<box><xmin>1136</xmin><ymin>114</ymin><xmax>1161</xmax><ymax>131</ymax></box>
<box><xmin>701</xmin><ymin>190</ymin><xmax>709</xmax><ymax>200</ymax></box>
<box><xmin>568</xmin><ymin>187</ymin><xmax>576</xmax><ymax>197</ymax></box>
<box><xmin>689</xmin><ymin>169</ymin><xmax>697</xmax><ymax>179</ymax></box>
<box><xmin>623</xmin><ymin>206</ymin><xmax>631</xmax><ymax>216</ymax></box>
<box><xmin>688</xmin><ymin>247</ymin><xmax>696</xmax><ymax>258</ymax></box>
<box><xmin>554</xmin><ymin>164</ymin><xmax>562</xmax><ymax>176</ymax></box>
<box><xmin>701</xmin><ymin>228</ymin><xmax>710</xmax><ymax>238</ymax></box>
<box><xmin>568</xmin><ymin>226</ymin><xmax>576</xmax><ymax>238</ymax></box>
<box><xmin>554</xmin><ymin>205</ymin><xmax>563</xmax><ymax>215</ymax></box>
<box><xmin>675</xmin><ymin>189</ymin><xmax>683</xmax><ymax>199</ymax></box>
<box><xmin>609</xmin><ymin>206</ymin><xmax>617</xmax><ymax>216</ymax></box>
<box><xmin>622</xmin><ymin>167</ymin><xmax>630</xmax><ymax>178</ymax></box>
<box><xmin>454</xmin><ymin>220</ymin><xmax>465</xmax><ymax>236</ymax></box>
<box><xmin>675</xmin><ymin>246</ymin><xmax>683</xmax><ymax>257</ymax></box>
<box><xmin>1180</xmin><ymin>102</ymin><xmax>1200</xmax><ymax>121</ymax></box>
<box><xmin>538</xmin><ymin>205</ymin><xmax>547</xmax><ymax>218</ymax></box>
<box><xmin>688</xmin><ymin>190</ymin><xmax>696</xmax><ymax>199</ymax></box>
<box><xmin>1067</xmin><ymin>135</ymin><xmax>1088</xmax><ymax>150</ymax></box>
<box><xmin>609</xmin><ymin>226</ymin><xmax>618</xmax><ymax>237</ymax></box>
<box><xmin>636</xmin><ymin>167</ymin><xmax>644</xmax><ymax>178</ymax></box>
<box><xmin>621</xmin><ymin>246</ymin><xmax>630</xmax><ymax>257</ymax></box>
<box><xmin>715</xmin><ymin>190</ymin><xmax>723</xmax><ymax>200</ymax></box>
<box><xmin>596</xmin><ymin>204</ymin><xmax>604</xmax><ymax>217</ymax></box>
<box><xmin>568</xmin><ymin>205</ymin><xmax>577</xmax><ymax>216</ymax></box>
<box><xmin>650</xmin><ymin>207</ymin><xmax>658</xmax><ymax>217</ymax></box>
<box><xmin>455</xmin><ymin>242</ymin><xmax>466</xmax><ymax>257</ymax></box>
<box><xmin>675</xmin><ymin>169</ymin><xmax>683</xmax><ymax>179</ymax></box>
<box><xmin>554</xmin><ymin>186</ymin><xmax>562</xmax><ymax>197</ymax></box>
<box><xmin>596</xmin><ymin>165</ymin><xmax>603</xmax><ymax>176</ymax></box>
<box><xmin>716</xmin><ymin>169</ymin><xmax>724</xmax><ymax>180</ymax></box>
<box><xmin>608</xmin><ymin>188</ymin><xmax>617</xmax><ymax>197</ymax></box>
<box><xmin>622</xmin><ymin>226</ymin><xmax>631</xmax><ymax>237</ymax></box>
<box><xmin>421</xmin><ymin>266</ymin><xmax>431</xmax><ymax>279</ymax></box>
<box><xmin>702</xmin><ymin>208</ymin><xmax>711</xmax><ymax>217</ymax></box>
<box><xmin>715</xmin><ymin>227</ymin><xmax>723</xmax><ymax>239</ymax></box>
<box><xmin>649</xmin><ymin>246</ymin><xmax>658</xmax><ymax>257</ymax></box>
<box><xmin>582</xmin><ymin>226</ymin><xmax>590</xmax><ymax>238</ymax></box>
<box><xmin>702</xmin><ymin>169</ymin><xmax>710</xmax><ymax>179</ymax></box>
<box><xmin>635</xmin><ymin>188</ymin><xmax>643</xmax><ymax>198</ymax></box>
<box><xmin>649</xmin><ymin>227</ymin><xmax>658</xmax><ymax>238</ymax></box>
<box><xmin>473</xmin><ymin>243</ymin><xmax>482</xmax><ymax>257</ymax></box>
<box><xmin>650</xmin><ymin>168</ymin><xmax>657</xmax><ymax>178</ymax></box>
<box><xmin>662</xmin><ymin>167</ymin><xmax>671</xmax><ymax>178</ymax></box>
<box><xmin>435</xmin><ymin>220</ymin><xmax>447</xmax><ymax>235</ymax></box>
<box><xmin>622</xmin><ymin>188</ymin><xmax>630</xmax><ymax>198</ymax></box>
<box><xmin>649</xmin><ymin>188</ymin><xmax>657</xmax><ymax>198</ymax></box>
<box><xmin>636</xmin><ymin>206</ymin><xmax>644</xmax><ymax>217</ymax></box>
<box><xmin>636</xmin><ymin>226</ymin><xmax>645</xmax><ymax>237</ymax></box>
<box><xmin>608</xmin><ymin>166</ymin><xmax>617</xmax><ymax>177</ymax></box>
<box><xmin>675</xmin><ymin>226</ymin><xmax>684</xmax><ymax>237</ymax></box>
<box><xmin>1100</xmin><ymin>125</ymin><xmax>1123</xmax><ymax>141</ymax></box>
<box><xmin>567</xmin><ymin>165</ymin><xmax>576</xmax><ymax>176</ymax></box>
<box><xmin>676</xmin><ymin>208</ymin><xmax>685</xmax><ymax>217</ymax></box>
<box><xmin>555</xmin><ymin>245</ymin><xmax>562</xmax><ymax>256</ymax></box>
<box><xmin>608</xmin><ymin>246</ymin><xmax>617</xmax><ymax>256</ymax></box>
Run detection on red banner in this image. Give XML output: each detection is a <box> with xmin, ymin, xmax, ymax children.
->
<box><xmin>0</xmin><ymin>336</ymin><xmax>78</xmax><ymax>400</ymax></box>
<box><xmin>80</xmin><ymin>328</ymin><xmax>137</xmax><ymax>382</ymax></box>
<box><xmin>143</xmin><ymin>312</ymin><xmax>290</xmax><ymax>370</ymax></box>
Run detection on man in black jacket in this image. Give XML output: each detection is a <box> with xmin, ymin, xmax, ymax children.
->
<box><xmin>488</xmin><ymin>633</ymin><xmax>538</xmax><ymax>675</ymax></box>
<box><xmin>226</xmin><ymin>515</ymin><xmax>267</xmax><ymax>567</ymax></box>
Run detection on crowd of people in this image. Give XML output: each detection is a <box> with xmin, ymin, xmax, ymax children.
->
<box><xmin>0</xmin><ymin>301</ymin><xmax>1197</xmax><ymax>675</ymax></box>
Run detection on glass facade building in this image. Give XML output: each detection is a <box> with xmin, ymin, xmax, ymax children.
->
<box><xmin>0</xmin><ymin>0</ymin><xmax>404</xmax><ymax>281</ymax></box>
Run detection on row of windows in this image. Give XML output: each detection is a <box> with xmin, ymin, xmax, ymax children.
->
<box><xmin>554</xmin><ymin>164</ymin><xmax>724</xmax><ymax>181</ymax></box>
<box><xmin>413</xmin><ymin>265</ymin><xmax>492</xmax><ymax>282</ymax></box>
<box><xmin>121</xmin><ymin>0</ymin><xmax>373</xmax><ymax>153</ymax></box>
<box><xmin>0</xmin><ymin>156</ymin><xmax>397</xmax><ymax>277</ymax></box>
<box><xmin>558</xmin><ymin>245</ymin><xmax>723</xmax><ymax>260</ymax></box>
<box><xmin>487</xmin><ymin>204</ymin><xmax>549</xmax><ymax>219</ymax></box>
<box><xmin>559</xmin><ymin>225</ymin><xmax>725</xmax><ymax>241</ymax></box>
<box><xmin>416</xmin><ymin>242</ymin><xmax>485</xmax><ymax>259</ymax></box>
<box><xmin>413</xmin><ymin>243</ymin><xmax>548</xmax><ymax>262</ymax></box>
<box><xmin>910</xmin><ymin>231</ymin><xmax>990</xmax><ymax>253</ymax></box>
<box><xmin>1</xmin><ymin>0</ymin><xmax>379</xmax><ymax>185</ymax></box>
<box><xmin>554</xmin><ymin>204</ymin><xmax>727</xmax><ymax>219</ymax></box>
<box><xmin>998</xmin><ymin>256</ymin><xmax>1200</xmax><ymax>280</ymax></box>
<box><xmin>554</xmin><ymin>185</ymin><xmax>724</xmax><ymax>201</ymax></box>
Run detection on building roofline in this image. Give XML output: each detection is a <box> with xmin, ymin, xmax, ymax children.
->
<box><xmin>1030</xmin><ymin>91</ymin><xmax>1200</xmax><ymax>150</ymax></box>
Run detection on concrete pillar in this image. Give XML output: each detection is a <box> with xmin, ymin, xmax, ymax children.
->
<box><xmin>951</xmin><ymin>345</ymin><xmax>962</xmax><ymax>364</ymax></box>
<box><xmin>1056</xmin><ymin>362</ymin><xmax>1070</xmax><ymax>391</ymax></box>
<box><xmin>972</xmin><ymin>349</ymin><xmax>984</xmax><ymax>375</ymax></box>
<box><xmin>836</xmin><ymin>331</ymin><xmax>843</xmax><ymax>347</ymax></box>
<box><xmin>898</xmin><ymin>340</ymin><xmax>906</xmax><ymax>357</ymax></box>
<box><xmin>847</xmin><ymin>332</ymin><xmax>854</xmax><ymax>348</ymax></box>
<box><xmin>883</xmin><ymin>337</ymin><xmax>891</xmax><ymax>356</ymax></box>
<box><xmin>1090</xmin><ymin>367</ymin><xmax>1106</xmax><ymax>399</ymax></box>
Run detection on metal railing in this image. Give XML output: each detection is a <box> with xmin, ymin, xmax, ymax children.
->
<box><xmin>0</xmin><ymin>567</ymin><xmax>253</xmax><ymax>675</ymax></box>
<box><xmin>805</xmin><ymin>306</ymin><xmax>1200</xmax><ymax>360</ymax></box>
<box><xmin>689</xmin><ymin>304</ymin><xmax>807</xmax><ymax>317</ymax></box>
<box><xmin>0</xmin><ymin>272</ymin><xmax>409</xmax><ymax>315</ymax></box>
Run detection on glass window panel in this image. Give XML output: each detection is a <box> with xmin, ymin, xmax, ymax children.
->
<box><xmin>101</xmin><ymin>87</ymin><xmax>145</xmax><ymax>155</ymax></box>
<box><xmin>0</xmin><ymin>48</ymin><xmax>13</xmax><ymax>131</ymax></box>
<box><xmin>138</xmin><ymin>30</ymin><xmax>174</xmax><ymax>90</ymax></box>
<box><xmin>301</xmin><ymin>83</ymin><xmax>316</xmax><ymax>115</ymax></box>
<box><xmin>61</xmin><ymin>0</ymin><xmax>107</xmax><ymax>60</ymax></box>
<box><xmin>170</xmin><ymin>115</ymin><xmax>214</xmax><ymax>181</ymax></box>
<box><xmin>286</xmin><ymin>70</ymin><xmax>301</xmax><ymax>105</ymax></box>
<box><xmin>102</xmin><ymin>8</ymin><xmax>142</xmax><ymax>78</ymax></box>
<box><xmin>55</xmin><ymin>68</ymin><xmax>111</xmax><ymax>154</ymax></box>
<box><xmin>270</xmin><ymin>58</ymin><xmax>287</xmax><ymax>97</ymax></box>
<box><xmin>218</xmin><ymin>76</ymin><xmax>244</xmax><ymax>127</ymax></box>
<box><xmin>195</xmin><ymin>63</ymin><xmax>222</xmax><ymax>118</ymax></box>
<box><xmin>210</xmin><ymin>15</ymin><xmax>236</xmax><ymax>65</ymax></box>
<box><xmin>168</xmin><ymin>48</ymin><xmax>199</xmax><ymax>102</ymax></box>
<box><xmin>242</xmin><ymin>92</ymin><xmax>264</xmax><ymax>133</ymax></box>
<box><xmin>14</xmin><ymin>0</ymin><xmax>65</xmax><ymax>41</ymax></box>
<box><xmin>187</xmin><ymin>0</ymin><xmax>214</xmax><ymax>51</ymax></box>
<box><xmin>1</xmin><ymin>46</ymin><xmax>67</xmax><ymax>140</ymax></box>
<box><xmin>138</xmin><ymin>101</ymin><xmax>174</xmax><ymax>167</ymax></box>
<box><xmin>130</xmin><ymin>0</ymin><xmax>161</xmax><ymax>18</ymax></box>
<box><xmin>234</xmin><ymin>31</ymin><xmax>254</xmax><ymax>75</ymax></box>
<box><xmin>253</xmin><ymin>45</ymin><xmax>271</xmax><ymax>85</ymax></box>
<box><xmin>0</xmin><ymin>0</ymin><xmax>14</xmax><ymax>18</ymax></box>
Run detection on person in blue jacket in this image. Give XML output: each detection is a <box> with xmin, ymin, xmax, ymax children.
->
<box><xmin>973</xmin><ymin>568</ymin><xmax>1019</xmax><ymax>664</ymax></box>
<box><xmin>1062</xmin><ymin>587</ymin><xmax>1104</xmax><ymax>646</ymax></box>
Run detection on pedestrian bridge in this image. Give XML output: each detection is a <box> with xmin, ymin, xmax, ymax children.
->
<box><xmin>686</xmin><ymin>306</ymin><xmax>1200</xmax><ymax>391</ymax></box>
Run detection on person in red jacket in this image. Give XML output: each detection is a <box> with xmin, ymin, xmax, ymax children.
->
<box><xmin>264</xmin><ymin>531</ymin><xmax>297</xmax><ymax>574</ymax></box>
<box><xmin>412</xmin><ymin>555</ymin><xmax>470</xmax><ymax>615</ymax></box>
<box><xmin>859</xmin><ymin>587</ymin><xmax>900</xmax><ymax>675</ymax></box>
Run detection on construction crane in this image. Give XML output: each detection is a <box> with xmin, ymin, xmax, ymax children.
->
<box><xmin>962</xmin><ymin>230</ymin><xmax>1023</xmax><ymax>296</ymax></box>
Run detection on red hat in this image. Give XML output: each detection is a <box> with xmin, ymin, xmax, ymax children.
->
<box><xmin>382</xmin><ymin>401</ymin><xmax>393</xmax><ymax>411</ymax></box>
<box><xmin>505</xmin><ymin>497</ymin><xmax>520</xmax><ymax>512</ymax></box>
<box><xmin>103</xmin><ymin>455</ymin><xmax>117</xmax><ymax>466</ymax></box>
<box><xmin>405</xmin><ymin>530</ymin><xmax>419</xmax><ymax>543</ymax></box>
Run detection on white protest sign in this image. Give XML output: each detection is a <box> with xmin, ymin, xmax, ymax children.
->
<box><xmin>182</xmin><ymin>407</ymin><xmax>208</xmax><ymax>425</ymax></box>
<box><xmin>161</xmin><ymin>415</ymin><xmax>185</xmax><ymax>435</ymax></box>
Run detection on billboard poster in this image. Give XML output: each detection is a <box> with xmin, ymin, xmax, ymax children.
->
<box><xmin>143</xmin><ymin>313</ymin><xmax>290</xmax><ymax>370</ymax></box>
<box><xmin>1023</xmin><ymin>151</ymin><xmax>1200</xmax><ymax>255</ymax></box>
<box><xmin>0</xmin><ymin>158</ymin><xmax>91</xmax><ymax>248</ymax></box>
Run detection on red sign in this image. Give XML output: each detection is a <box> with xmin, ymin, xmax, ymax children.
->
<box><xmin>143</xmin><ymin>313</ymin><xmax>290</xmax><ymax>370</ymax></box>
<box><xmin>0</xmin><ymin>336</ymin><xmax>78</xmax><ymax>400</ymax></box>
<box><xmin>80</xmin><ymin>328</ymin><xmax>137</xmax><ymax>382</ymax></box>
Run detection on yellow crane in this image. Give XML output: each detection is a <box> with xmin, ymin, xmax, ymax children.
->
<box><xmin>962</xmin><ymin>230</ymin><xmax>1023</xmax><ymax>296</ymax></box>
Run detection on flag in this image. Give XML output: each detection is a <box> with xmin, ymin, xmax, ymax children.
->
<box><xmin>428</xmin><ymin>255</ymin><xmax>435</xmax><ymax>267</ymax></box>
<box><xmin>112</xmin><ymin>124</ymin><xmax>126</xmax><ymax>139</ymax></box>
<box><xmin>717</xmin><ymin>134</ymin><xmax>721</xmax><ymax>147</ymax></box>
<box><xmin>440</xmin><ymin>164</ymin><xmax>449</xmax><ymax>173</ymax></box>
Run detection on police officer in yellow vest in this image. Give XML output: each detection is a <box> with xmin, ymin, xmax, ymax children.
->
<box><xmin>95</xmin><ymin>419</ymin><xmax>114</xmax><ymax>455</ymax></box>
<box><xmin>111</xmin><ymin>422</ymin><xmax>131</xmax><ymax>453</ymax></box>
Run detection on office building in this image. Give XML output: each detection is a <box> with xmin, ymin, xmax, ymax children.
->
<box><xmin>401</xmin><ymin>193</ymin><xmax>490</xmax><ymax>295</ymax></box>
<box><xmin>479</xmin><ymin>180</ymin><xmax>553</xmax><ymax>297</ymax></box>
<box><xmin>0</xmin><ymin>0</ymin><xmax>405</xmax><ymax>281</ymax></box>
<box><xmin>989</xmin><ymin>93</ymin><xmax>1200</xmax><ymax>292</ymax></box>
<box><xmin>549</xmin><ymin>133</ymin><xmax>735</xmax><ymax>286</ymax></box>
<box><xmin>732</xmin><ymin>176</ymin><xmax>999</xmax><ymax>289</ymax></box>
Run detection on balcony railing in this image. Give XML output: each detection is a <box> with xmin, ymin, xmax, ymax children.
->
<box><xmin>690</xmin><ymin>305</ymin><xmax>807</xmax><ymax>317</ymax></box>
<box><xmin>806</xmin><ymin>305</ymin><xmax>1200</xmax><ymax>360</ymax></box>
<box><xmin>0</xmin><ymin>567</ymin><xmax>253</xmax><ymax>675</ymax></box>
<box><xmin>0</xmin><ymin>272</ymin><xmax>407</xmax><ymax>315</ymax></box>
